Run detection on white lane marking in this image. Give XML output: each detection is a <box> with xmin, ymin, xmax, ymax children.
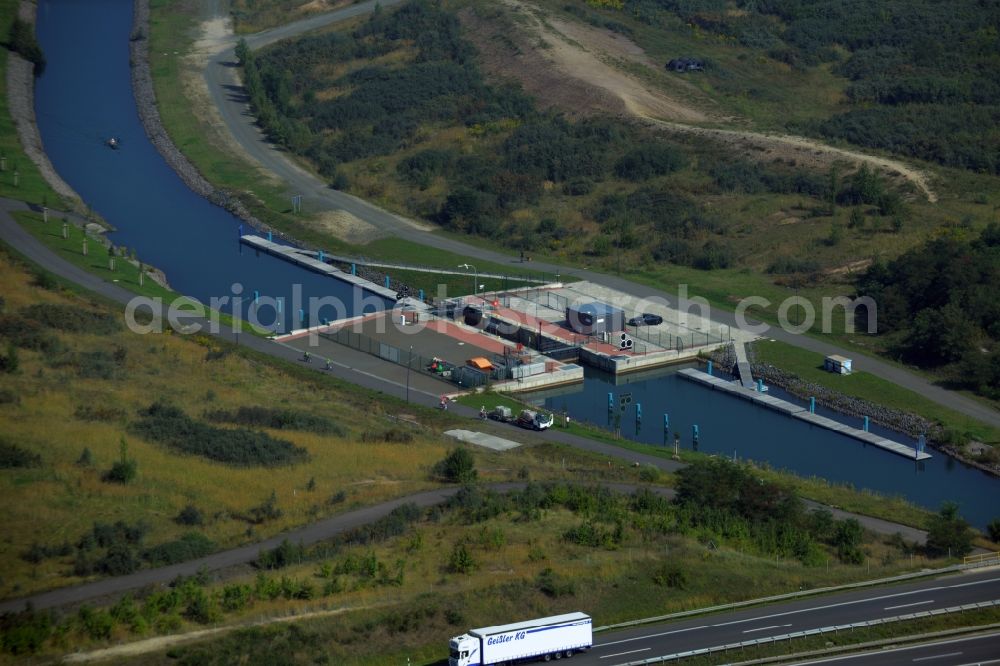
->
<box><xmin>742</xmin><ymin>623</ymin><xmax>792</xmax><ymax>634</ymax></box>
<box><xmin>597</xmin><ymin>625</ymin><xmax>708</xmax><ymax>648</ymax></box>
<box><xmin>600</xmin><ymin>648</ymin><xmax>650</xmax><ymax>659</ymax></box>
<box><xmin>710</xmin><ymin>587</ymin><xmax>948</xmax><ymax>628</ymax></box>
<box><xmin>885</xmin><ymin>600</ymin><xmax>935</xmax><ymax>610</ymax></box>
<box><xmin>956</xmin><ymin>660</ymin><xmax>1000</xmax><ymax>666</ymax></box>
<box><xmin>913</xmin><ymin>652</ymin><xmax>962</xmax><ymax>662</ymax></box>
<box><xmin>947</xmin><ymin>576</ymin><xmax>1000</xmax><ymax>589</ymax></box>
<box><xmin>791</xmin><ymin>631</ymin><xmax>1000</xmax><ymax>665</ymax></box>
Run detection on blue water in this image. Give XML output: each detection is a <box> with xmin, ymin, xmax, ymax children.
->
<box><xmin>34</xmin><ymin>0</ymin><xmax>390</xmax><ymax>331</ymax></box>
<box><xmin>529</xmin><ymin>366</ymin><xmax>1000</xmax><ymax>529</ymax></box>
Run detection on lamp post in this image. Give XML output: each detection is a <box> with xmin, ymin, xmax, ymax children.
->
<box><xmin>458</xmin><ymin>263</ymin><xmax>477</xmax><ymax>302</ymax></box>
<box><xmin>406</xmin><ymin>345</ymin><xmax>412</xmax><ymax>403</ymax></box>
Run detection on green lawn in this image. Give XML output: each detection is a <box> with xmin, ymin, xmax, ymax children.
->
<box><xmin>754</xmin><ymin>339</ymin><xmax>1000</xmax><ymax>445</ymax></box>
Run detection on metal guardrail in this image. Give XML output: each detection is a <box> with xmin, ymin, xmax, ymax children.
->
<box><xmin>620</xmin><ymin>599</ymin><xmax>1000</xmax><ymax>664</ymax></box>
<box><xmin>965</xmin><ymin>551</ymin><xmax>1000</xmax><ymax>567</ymax></box>
<box><xmin>595</xmin><ymin>557</ymin><xmax>1000</xmax><ymax>633</ymax></box>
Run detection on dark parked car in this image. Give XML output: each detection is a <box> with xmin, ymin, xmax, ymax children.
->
<box><xmin>627</xmin><ymin>313</ymin><xmax>664</xmax><ymax>326</ymax></box>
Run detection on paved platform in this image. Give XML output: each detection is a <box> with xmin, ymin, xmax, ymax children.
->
<box><xmin>678</xmin><ymin>368</ymin><xmax>931</xmax><ymax>461</ymax></box>
<box><xmin>444</xmin><ymin>429</ymin><xmax>523</xmax><ymax>451</ymax></box>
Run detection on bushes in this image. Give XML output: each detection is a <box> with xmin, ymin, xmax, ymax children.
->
<box><xmin>257</xmin><ymin>539</ymin><xmax>307</xmax><ymax>570</ymax></box>
<box><xmin>103</xmin><ymin>438</ymin><xmax>137</xmax><ymax>484</ymax></box>
<box><xmin>20</xmin><ymin>304</ymin><xmax>119</xmax><ymax>335</ymax></box>
<box><xmin>132</xmin><ymin>401</ymin><xmax>309</xmax><ymax>467</ymax></box>
<box><xmin>8</xmin><ymin>17</ymin><xmax>45</xmax><ymax>73</ymax></box>
<box><xmin>0</xmin><ymin>315</ymin><xmax>61</xmax><ymax>354</ymax></box>
<box><xmin>432</xmin><ymin>447</ymin><xmax>477</xmax><ymax>483</ymax></box>
<box><xmin>614</xmin><ymin>144</ymin><xmax>686</xmax><ymax>181</ymax></box>
<box><xmin>175</xmin><ymin>504</ymin><xmax>205</xmax><ymax>526</ymax></box>
<box><xmin>0</xmin><ymin>439</ymin><xmax>41</xmax><ymax>468</ymax></box>
<box><xmin>144</xmin><ymin>533</ymin><xmax>216</xmax><ymax>567</ymax></box>
<box><xmin>360</xmin><ymin>427</ymin><xmax>414</xmax><ymax>443</ymax></box>
<box><xmin>204</xmin><ymin>406</ymin><xmax>344</xmax><ymax>436</ymax></box>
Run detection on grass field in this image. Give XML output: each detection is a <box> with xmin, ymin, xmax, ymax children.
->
<box><xmin>0</xmin><ymin>249</ymin><xmax>626</xmax><ymax>601</ymax></box>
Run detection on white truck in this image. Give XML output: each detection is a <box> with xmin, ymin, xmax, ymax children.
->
<box><xmin>448</xmin><ymin>612</ymin><xmax>592</xmax><ymax>665</ymax></box>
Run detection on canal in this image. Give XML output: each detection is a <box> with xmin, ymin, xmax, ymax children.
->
<box><xmin>528</xmin><ymin>365</ymin><xmax>1000</xmax><ymax>529</ymax></box>
<box><xmin>34</xmin><ymin>0</ymin><xmax>390</xmax><ymax>331</ymax></box>
<box><xmin>31</xmin><ymin>1</ymin><xmax>1000</xmax><ymax>528</ymax></box>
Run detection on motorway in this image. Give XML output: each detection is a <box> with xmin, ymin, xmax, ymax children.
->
<box><xmin>199</xmin><ymin>0</ymin><xmax>1000</xmax><ymax>430</ymax></box>
<box><xmin>794</xmin><ymin>632</ymin><xmax>1000</xmax><ymax>666</ymax></box>
<box><xmin>572</xmin><ymin>570</ymin><xmax>1000</xmax><ymax>666</ymax></box>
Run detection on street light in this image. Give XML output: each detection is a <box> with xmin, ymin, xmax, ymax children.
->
<box><xmin>458</xmin><ymin>263</ymin><xmax>477</xmax><ymax>302</ymax></box>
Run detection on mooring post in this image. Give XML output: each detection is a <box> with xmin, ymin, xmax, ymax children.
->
<box><xmin>238</xmin><ymin>223</ymin><xmax>243</xmax><ymax>238</ymax></box>
<box><xmin>318</xmin><ymin>250</ymin><xmax>324</xmax><ymax>263</ymax></box>
<box><xmin>277</xmin><ymin>297</ymin><xmax>283</xmax><ymax>314</ymax></box>
<box><xmin>254</xmin><ymin>290</ymin><xmax>259</xmax><ymax>304</ymax></box>
<box><xmin>267</xmin><ymin>231</ymin><xmax>272</xmax><ymax>242</ymax></box>
<box><xmin>707</xmin><ymin>360</ymin><xmax>713</xmax><ymax>376</ymax></box>
<box><xmin>757</xmin><ymin>378</ymin><xmax>764</xmax><ymax>392</ymax></box>
<box><xmin>351</xmin><ymin>263</ymin><xmax>356</xmax><ymax>276</ymax></box>
<box><xmin>809</xmin><ymin>397</ymin><xmax>816</xmax><ymax>414</ymax></box>
<box><xmin>418</xmin><ymin>289</ymin><xmax>425</xmax><ymax>301</ymax></box>
<box><xmin>607</xmin><ymin>392</ymin><xmax>614</xmax><ymax>410</ymax></box>
<box><xmin>384</xmin><ymin>275</ymin><xmax>390</xmax><ymax>288</ymax></box>
<box><xmin>863</xmin><ymin>416</ymin><xmax>869</xmax><ymax>432</ymax></box>
<box><xmin>692</xmin><ymin>424</ymin><xmax>699</xmax><ymax>444</ymax></box>
<box><xmin>299</xmin><ymin>308</ymin><xmax>305</xmax><ymax>324</ymax></box>
<box><xmin>636</xmin><ymin>403</ymin><xmax>642</xmax><ymax>424</ymax></box>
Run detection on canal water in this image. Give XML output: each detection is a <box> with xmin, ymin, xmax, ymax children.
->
<box><xmin>33</xmin><ymin>0</ymin><xmax>390</xmax><ymax>331</ymax></box>
<box><xmin>528</xmin><ymin>365</ymin><xmax>1000</xmax><ymax>529</ymax></box>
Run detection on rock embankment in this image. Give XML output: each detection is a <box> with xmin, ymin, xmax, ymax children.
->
<box><xmin>6</xmin><ymin>1</ymin><xmax>83</xmax><ymax>210</ymax></box>
<box><xmin>708</xmin><ymin>343</ymin><xmax>999</xmax><ymax>477</ymax></box>
<box><xmin>129</xmin><ymin>0</ymin><xmax>269</xmax><ymax>233</ymax></box>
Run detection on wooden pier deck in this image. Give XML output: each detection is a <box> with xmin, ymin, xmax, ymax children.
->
<box><xmin>240</xmin><ymin>235</ymin><xmax>398</xmax><ymax>300</ymax></box>
<box><xmin>678</xmin><ymin>368</ymin><xmax>931</xmax><ymax>461</ymax></box>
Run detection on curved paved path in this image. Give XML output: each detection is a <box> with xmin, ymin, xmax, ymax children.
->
<box><xmin>199</xmin><ymin>3</ymin><xmax>999</xmax><ymax>430</ymax></box>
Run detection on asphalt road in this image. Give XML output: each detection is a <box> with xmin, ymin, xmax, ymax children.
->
<box><xmin>201</xmin><ymin>2</ymin><xmax>1000</xmax><ymax>430</ymax></box>
<box><xmin>792</xmin><ymin>631</ymin><xmax>1000</xmax><ymax>666</ymax></box>
<box><xmin>571</xmin><ymin>570</ymin><xmax>1000</xmax><ymax>666</ymax></box>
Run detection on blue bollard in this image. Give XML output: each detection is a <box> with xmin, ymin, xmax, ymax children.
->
<box><xmin>351</xmin><ymin>263</ymin><xmax>356</xmax><ymax>276</ymax></box>
<box><xmin>238</xmin><ymin>223</ymin><xmax>243</xmax><ymax>237</ymax></box>
<box><xmin>318</xmin><ymin>250</ymin><xmax>324</xmax><ymax>263</ymax></box>
<box><xmin>664</xmin><ymin>413</ymin><xmax>669</xmax><ymax>432</ymax></box>
<box><xmin>385</xmin><ymin>275</ymin><xmax>391</xmax><ymax>288</ymax></box>
<box><xmin>277</xmin><ymin>297</ymin><xmax>283</xmax><ymax>314</ymax></box>
<box><xmin>608</xmin><ymin>392</ymin><xmax>614</xmax><ymax>410</ymax></box>
<box><xmin>863</xmin><ymin>416</ymin><xmax>869</xmax><ymax>432</ymax></box>
<box><xmin>299</xmin><ymin>308</ymin><xmax>305</xmax><ymax>323</ymax></box>
<box><xmin>253</xmin><ymin>290</ymin><xmax>259</xmax><ymax>304</ymax></box>
<box><xmin>419</xmin><ymin>289</ymin><xmax>425</xmax><ymax>301</ymax></box>
<box><xmin>692</xmin><ymin>424</ymin><xmax>699</xmax><ymax>442</ymax></box>
<box><xmin>757</xmin><ymin>378</ymin><xmax>764</xmax><ymax>392</ymax></box>
<box><xmin>810</xmin><ymin>397</ymin><xmax>816</xmax><ymax>414</ymax></box>
<box><xmin>267</xmin><ymin>231</ymin><xmax>272</xmax><ymax>242</ymax></box>
<box><xmin>707</xmin><ymin>360</ymin><xmax>713</xmax><ymax>376</ymax></box>
<box><xmin>636</xmin><ymin>403</ymin><xmax>642</xmax><ymax>421</ymax></box>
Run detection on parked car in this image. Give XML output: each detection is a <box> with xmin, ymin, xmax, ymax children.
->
<box><xmin>627</xmin><ymin>313</ymin><xmax>664</xmax><ymax>326</ymax></box>
<box><xmin>516</xmin><ymin>409</ymin><xmax>554</xmax><ymax>431</ymax></box>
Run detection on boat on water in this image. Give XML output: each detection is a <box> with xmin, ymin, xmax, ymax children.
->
<box><xmin>106</xmin><ymin>136</ymin><xmax>120</xmax><ymax>150</ymax></box>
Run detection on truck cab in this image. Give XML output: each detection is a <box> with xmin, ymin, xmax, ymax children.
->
<box><xmin>449</xmin><ymin>634</ymin><xmax>478</xmax><ymax>666</ymax></box>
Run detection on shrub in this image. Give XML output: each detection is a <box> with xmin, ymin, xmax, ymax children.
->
<box><xmin>432</xmin><ymin>447</ymin><xmax>477</xmax><ymax>484</ymax></box>
<box><xmin>257</xmin><ymin>539</ymin><xmax>307</xmax><ymax>570</ymax></box>
<box><xmin>103</xmin><ymin>437</ymin><xmax>137</xmax><ymax>484</ymax></box>
<box><xmin>242</xmin><ymin>491</ymin><xmax>283</xmax><ymax>524</ymax></box>
<box><xmin>925</xmin><ymin>502</ymin><xmax>973</xmax><ymax>558</ymax></box>
<box><xmin>0</xmin><ymin>440</ymin><xmax>41</xmax><ymax>468</ymax></box>
<box><xmin>361</xmin><ymin>427</ymin><xmax>414</xmax><ymax>443</ymax></box>
<box><xmin>76</xmin><ymin>447</ymin><xmax>94</xmax><ymax>467</ymax></box>
<box><xmin>535</xmin><ymin>567</ymin><xmax>575</xmax><ymax>597</ymax></box>
<box><xmin>204</xmin><ymin>406</ymin><xmax>344</xmax><ymax>436</ymax></box>
<box><xmin>74</xmin><ymin>405</ymin><xmax>127</xmax><ymax>422</ymax></box>
<box><xmin>447</xmin><ymin>543</ymin><xmax>475</xmax><ymax>574</ymax></box>
<box><xmin>0</xmin><ymin>344</ymin><xmax>18</xmax><ymax>374</ymax></box>
<box><xmin>652</xmin><ymin>562</ymin><xmax>687</xmax><ymax>589</ymax></box>
<box><xmin>638</xmin><ymin>465</ymin><xmax>660</xmax><ymax>482</ymax></box>
<box><xmin>133</xmin><ymin>401</ymin><xmax>309</xmax><ymax>467</ymax></box>
<box><xmin>0</xmin><ymin>608</ymin><xmax>53</xmax><ymax>655</ymax></box>
<box><xmin>8</xmin><ymin>17</ymin><xmax>46</xmax><ymax>73</ymax></box>
<box><xmin>0</xmin><ymin>387</ymin><xmax>19</xmax><ymax>404</ymax></box>
<box><xmin>20</xmin><ymin>304</ymin><xmax>119</xmax><ymax>335</ymax></box>
<box><xmin>175</xmin><ymin>504</ymin><xmax>205</xmax><ymax>526</ymax></box>
<box><xmin>143</xmin><ymin>533</ymin><xmax>216</xmax><ymax>566</ymax></box>
<box><xmin>0</xmin><ymin>315</ymin><xmax>61</xmax><ymax>354</ymax></box>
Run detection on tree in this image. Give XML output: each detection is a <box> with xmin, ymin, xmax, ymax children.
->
<box><xmin>848</xmin><ymin>207</ymin><xmax>864</xmax><ymax>229</ymax></box>
<box><xmin>925</xmin><ymin>502</ymin><xmax>973</xmax><ymax>558</ymax></box>
<box><xmin>0</xmin><ymin>342</ymin><xmax>19</xmax><ymax>374</ymax></box>
<box><xmin>103</xmin><ymin>437</ymin><xmax>137</xmax><ymax>484</ymax></box>
<box><xmin>988</xmin><ymin>518</ymin><xmax>1000</xmax><ymax>544</ymax></box>
<box><xmin>447</xmin><ymin>543</ymin><xmax>475</xmax><ymax>574</ymax></box>
<box><xmin>432</xmin><ymin>447</ymin><xmax>477</xmax><ymax>484</ymax></box>
<box><xmin>832</xmin><ymin>518</ymin><xmax>865</xmax><ymax>564</ymax></box>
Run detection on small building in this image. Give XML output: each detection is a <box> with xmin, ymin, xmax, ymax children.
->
<box><xmin>566</xmin><ymin>302</ymin><xmax>624</xmax><ymax>336</ymax></box>
<box><xmin>824</xmin><ymin>354</ymin><xmax>852</xmax><ymax>375</ymax></box>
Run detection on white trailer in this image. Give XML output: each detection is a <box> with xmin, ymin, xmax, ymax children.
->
<box><xmin>449</xmin><ymin>612</ymin><xmax>592</xmax><ymax>665</ymax></box>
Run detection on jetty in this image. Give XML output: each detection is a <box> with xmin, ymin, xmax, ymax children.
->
<box><xmin>240</xmin><ymin>235</ymin><xmax>397</xmax><ymax>300</ymax></box>
<box><xmin>678</xmin><ymin>368</ymin><xmax>931</xmax><ymax>461</ymax></box>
